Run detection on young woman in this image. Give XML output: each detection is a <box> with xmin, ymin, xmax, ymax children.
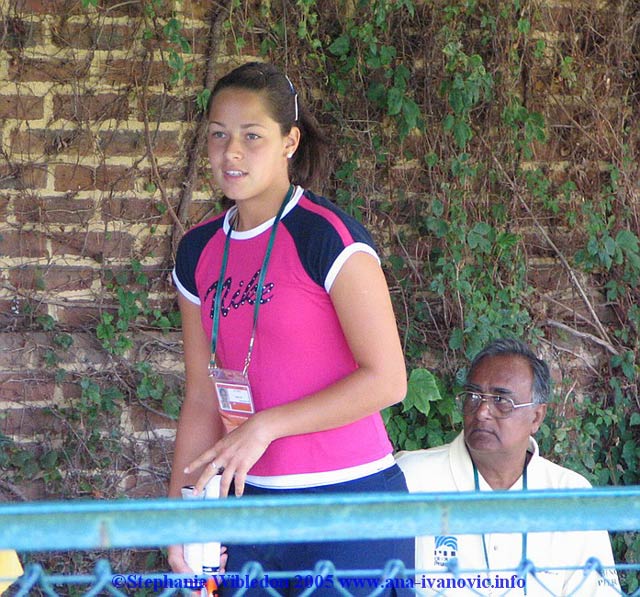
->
<box><xmin>168</xmin><ymin>61</ymin><xmax>413</xmax><ymax>590</ymax></box>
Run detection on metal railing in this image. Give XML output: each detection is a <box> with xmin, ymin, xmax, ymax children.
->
<box><xmin>1</xmin><ymin>486</ymin><xmax>639</xmax><ymax>595</ymax></box>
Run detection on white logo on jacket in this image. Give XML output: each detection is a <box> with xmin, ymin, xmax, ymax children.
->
<box><xmin>434</xmin><ymin>535</ymin><xmax>459</xmax><ymax>566</ymax></box>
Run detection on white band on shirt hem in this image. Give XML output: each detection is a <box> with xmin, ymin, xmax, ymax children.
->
<box><xmin>245</xmin><ymin>453</ymin><xmax>395</xmax><ymax>489</ymax></box>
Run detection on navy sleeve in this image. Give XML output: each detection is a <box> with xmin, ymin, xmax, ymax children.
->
<box><xmin>173</xmin><ymin>217</ymin><xmax>225</xmax><ymax>298</ymax></box>
<box><xmin>283</xmin><ymin>190</ymin><xmax>378</xmax><ymax>288</ymax></box>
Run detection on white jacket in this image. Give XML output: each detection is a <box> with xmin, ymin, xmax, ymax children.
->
<box><xmin>396</xmin><ymin>433</ymin><xmax>621</xmax><ymax>596</ymax></box>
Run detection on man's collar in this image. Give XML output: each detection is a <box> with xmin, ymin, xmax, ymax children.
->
<box><xmin>451</xmin><ymin>432</ymin><xmax>541</xmax><ymax>490</ymax></box>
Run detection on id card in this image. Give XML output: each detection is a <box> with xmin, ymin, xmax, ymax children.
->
<box><xmin>209</xmin><ymin>367</ymin><xmax>255</xmax><ymax>416</ymax></box>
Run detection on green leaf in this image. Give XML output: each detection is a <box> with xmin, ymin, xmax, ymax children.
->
<box><xmin>467</xmin><ymin>222</ymin><xmax>493</xmax><ymax>252</ymax></box>
<box><xmin>328</xmin><ymin>35</ymin><xmax>350</xmax><ymax>56</ymax></box>
<box><xmin>616</xmin><ymin>229</ymin><xmax>639</xmax><ymax>254</ymax></box>
<box><xmin>517</xmin><ymin>18</ymin><xmax>531</xmax><ymax>34</ymax></box>
<box><xmin>452</xmin><ymin>120</ymin><xmax>472</xmax><ymax>148</ymax></box>
<box><xmin>449</xmin><ymin>328</ymin><xmax>464</xmax><ymax>350</ymax></box>
<box><xmin>402</xmin><ymin>99</ymin><xmax>420</xmax><ymax>131</ymax></box>
<box><xmin>622</xmin><ymin>439</ymin><xmax>638</xmax><ymax>468</ymax></box>
<box><xmin>387</xmin><ymin>86</ymin><xmax>404</xmax><ymax>116</ymax></box>
<box><xmin>425</xmin><ymin>153</ymin><xmax>438</xmax><ymax>168</ymax></box>
<box><xmin>403</xmin><ymin>368</ymin><xmax>442</xmax><ymax>416</ymax></box>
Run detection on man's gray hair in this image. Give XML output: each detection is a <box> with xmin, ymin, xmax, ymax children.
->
<box><xmin>467</xmin><ymin>338</ymin><xmax>551</xmax><ymax>404</ymax></box>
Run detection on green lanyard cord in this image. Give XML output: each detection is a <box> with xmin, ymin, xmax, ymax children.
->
<box><xmin>209</xmin><ymin>185</ymin><xmax>295</xmax><ymax>376</ymax></box>
<box><xmin>473</xmin><ymin>457</ymin><xmax>529</xmax><ymax>594</ymax></box>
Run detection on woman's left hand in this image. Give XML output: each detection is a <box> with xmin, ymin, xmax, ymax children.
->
<box><xmin>184</xmin><ymin>411</ymin><xmax>275</xmax><ymax>498</ymax></box>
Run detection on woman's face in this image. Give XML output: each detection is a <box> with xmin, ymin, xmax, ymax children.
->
<box><xmin>207</xmin><ymin>88</ymin><xmax>299</xmax><ymax>210</ymax></box>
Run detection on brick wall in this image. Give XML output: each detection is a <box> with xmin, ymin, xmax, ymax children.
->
<box><xmin>0</xmin><ymin>0</ymin><xmax>219</xmax><ymax>499</ymax></box>
<box><xmin>0</xmin><ymin>0</ymin><xmax>637</xmax><ymax>501</ymax></box>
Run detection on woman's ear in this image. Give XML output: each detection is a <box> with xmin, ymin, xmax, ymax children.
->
<box><xmin>284</xmin><ymin>126</ymin><xmax>301</xmax><ymax>158</ymax></box>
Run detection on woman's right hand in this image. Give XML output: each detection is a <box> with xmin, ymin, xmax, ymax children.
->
<box><xmin>168</xmin><ymin>544</ymin><xmax>229</xmax><ymax>574</ymax></box>
<box><xmin>167</xmin><ymin>543</ymin><xmax>191</xmax><ymax>574</ymax></box>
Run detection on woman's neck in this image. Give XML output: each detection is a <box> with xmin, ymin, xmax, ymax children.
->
<box><xmin>233</xmin><ymin>183</ymin><xmax>293</xmax><ymax>232</ymax></box>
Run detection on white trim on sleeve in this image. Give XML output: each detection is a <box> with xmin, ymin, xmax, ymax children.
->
<box><xmin>172</xmin><ymin>268</ymin><xmax>201</xmax><ymax>305</ymax></box>
<box><xmin>324</xmin><ymin>243</ymin><xmax>380</xmax><ymax>293</ymax></box>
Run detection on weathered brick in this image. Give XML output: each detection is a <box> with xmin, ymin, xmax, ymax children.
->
<box><xmin>189</xmin><ymin>62</ymin><xmax>206</xmax><ymax>88</ymax></box>
<box><xmin>139</xmin><ymin>95</ymin><xmax>195</xmax><ymax>123</ymax></box>
<box><xmin>100</xmin><ymin>0</ymin><xmax>172</xmax><ymax>18</ymax></box>
<box><xmin>0</xmin><ymin>376</ymin><xmax>80</xmax><ymax>405</ymax></box>
<box><xmin>51</xmin><ymin>230</ymin><xmax>135</xmax><ymax>260</ymax></box>
<box><xmin>51</xmin><ymin>302</ymin><xmax>100</xmax><ymax>327</ymax></box>
<box><xmin>184</xmin><ymin>27</ymin><xmax>211</xmax><ymax>55</ymax></box>
<box><xmin>0</xmin><ymin>331</ymin><xmax>77</xmax><ymax>372</ymax></box>
<box><xmin>43</xmin><ymin>266</ymin><xmax>96</xmax><ymax>292</ymax></box>
<box><xmin>102</xmin><ymin>197</ymin><xmax>174</xmax><ymax>225</ymax></box>
<box><xmin>10</xmin><ymin>265</ymin><xmax>97</xmax><ymax>292</ymax></box>
<box><xmin>97</xmin><ymin>130</ymin><xmax>180</xmax><ymax>157</ymax></box>
<box><xmin>53</xmin><ymin>93</ymin><xmax>130</xmax><ymax>121</ymax></box>
<box><xmin>527</xmin><ymin>260</ymin><xmax>571</xmax><ymax>292</ymax></box>
<box><xmin>13</xmin><ymin>128</ymin><xmax>96</xmax><ymax>156</ymax></box>
<box><xmin>53</xmin><ymin>164</ymin><xmax>135</xmax><ymax>192</ymax></box>
<box><xmin>50</xmin><ymin>129</ymin><xmax>96</xmax><ymax>155</ymax></box>
<box><xmin>0</xmin><ymin>458</ymin><xmax>46</xmax><ymax>500</ymax></box>
<box><xmin>147</xmin><ymin>438</ymin><xmax>175</xmax><ymax>469</ymax></box>
<box><xmin>14</xmin><ymin>195</ymin><xmax>95</xmax><ymax>225</ymax></box>
<box><xmin>143</xmin><ymin>165</ymin><xmax>185</xmax><ymax>191</ymax></box>
<box><xmin>542</xmin><ymin>6</ymin><xmax>615</xmax><ymax>60</ymax></box>
<box><xmin>96</xmin><ymin>24</ymin><xmax>144</xmax><ymax>51</ymax></box>
<box><xmin>102</xmin><ymin>59</ymin><xmax>171</xmax><ymax>86</ymax></box>
<box><xmin>188</xmin><ymin>200</ymin><xmax>220</xmax><ymax>225</ymax></box>
<box><xmin>0</xmin><ymin>333</ymin><xmax>36</xmax><ymax>370</ymax></box>
<box><xmin>1</xmin><ymin>407</ymin><xmax>66</xmax><ymax>436</ymax></box>
<box><xmin>181</xmin><ymin>0</ymin><xmax>214</xmax><ymax>21</ymax></box>
<box><xmin>53</xmin><ymin>164</ymin><xmax>92</xmax><ymax>191</ymax></box>
<box><xmin>130</xmin><ymin>403</ymin><xmax>178</xmax><ymax>433</ymax></box>
<box><xmin>12</xmin><ymin>0</ymin><xmax>82</xmax><ymax>15</ymax></box>
<box><xmin>51</xmin><ymin>20</ymin><xmax>95</xmax><ymax>49</ymax></box>
<box><xmin>8</xmin><ymin>57</ymin><xmax>91</xmax><ymax>83</ymax></box>
<box><xmin>126</xmin><ymin>475</ymin><xmax>168</xmax><ymax>498</ymax></box>
<box><xmin>523</xmin><ymin>224</ymin><xmax>587</xmax><ymax>259</ymax></box>
<box><xmin>58</xmin><ymin>337</ymin><xmax>114</xmax><ymax>374</ymax></box>
<box><xmin>95</xmin><ymin>165</ymin><xmax>136</xmax><ymax>191</ymax></box>
<box><xmin>0</xmin><ymin>163</ymin><xmax>47</xmax><ymax>190</ymax></box>
<box><xmin>0</xmin><ymin>230</ymin><xmax>48</xmax><ymax>258</ymax></box>
<box><xmin>2</xmin><ymin>18</ymin><xmax>44</xmax><ymax>48</ymax></box>
<box><xmin>0</xmin><ymin>95</ymin><xmax>44</xmax><ymax>120</ymax></box>
<box><xmin>138</xmin><ymin>233</ymin><xmax>173</xmax><ymax>263</ymax></box>
<box><xmin>10</xmin><ymin>128</ymin><xmax>46</xmax><ymax>155</ymax></box>
<box><xmin>51</xmin><ymin>20</ymin><xmax>143</xmax><ymax>50</ymax></box>
<box><xmin>141</xmin><ymin>25</ymin><xmax>211</xmax><ymax>55</ymax></box>
<box><xmin>0</xmin><ymin>195</ymin><xmax>9</xmax><ymax>221</ymax></box>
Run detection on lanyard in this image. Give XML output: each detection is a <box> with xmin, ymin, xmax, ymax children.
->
<box><xmin>473</xmin><ymin>458</ymin><xmax>528</xmax><ymax>593</ymax></box>
<box><xmin>209</xmin><ymin>185</ymin><xmax>294</xmax><ymax>375</ymax></box>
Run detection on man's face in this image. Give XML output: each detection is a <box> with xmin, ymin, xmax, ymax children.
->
<box><xmin>463</xmin><ymin>354</ymin><xmax>547</xmax><ymax>460</ymax></box>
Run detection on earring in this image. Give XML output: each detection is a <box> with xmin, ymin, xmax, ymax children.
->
<box><xmin>287</xmin><ymin>152</ymin><xmax>294</xmax><ymax>159</ymax></box>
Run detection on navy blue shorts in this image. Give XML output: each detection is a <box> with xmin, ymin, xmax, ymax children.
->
<box><xmin>225</xmin><ymin>464</ymin><xmax>414</xmax><ymax>596</ymax></box>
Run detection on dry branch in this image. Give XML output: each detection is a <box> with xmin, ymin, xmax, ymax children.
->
<box><xmin>171</xmin><ymin>2</ymin><xmax>232</xmax><ymax>254</ymax></box>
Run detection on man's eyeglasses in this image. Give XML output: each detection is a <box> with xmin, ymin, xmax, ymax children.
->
<box><xmin>457</xmin><ymin>391</ymin><xmax>536</xmax><ymax>419</ymax></box>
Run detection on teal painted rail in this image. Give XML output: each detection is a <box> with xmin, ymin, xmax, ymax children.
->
<box><xmin>2</xmin><ymin>487</ymin><xmax>639</xmax><ymax>596</ymax></box>
<box><xmin>1</xmin><ymin>486</ymin><xmax>640</xmax><ymax>551</ymax></box>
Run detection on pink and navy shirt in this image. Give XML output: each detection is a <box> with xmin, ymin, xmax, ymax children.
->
<box><xmin>173</xmin><ymin>186</ymin><xmax>394</xmax><ymax>480</ymax></box>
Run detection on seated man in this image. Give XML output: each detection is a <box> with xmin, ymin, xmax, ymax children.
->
<box><xmin>396</xmin><ymin>338</ymin><xmax>621</xmax><ymax>596</ymax></box>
